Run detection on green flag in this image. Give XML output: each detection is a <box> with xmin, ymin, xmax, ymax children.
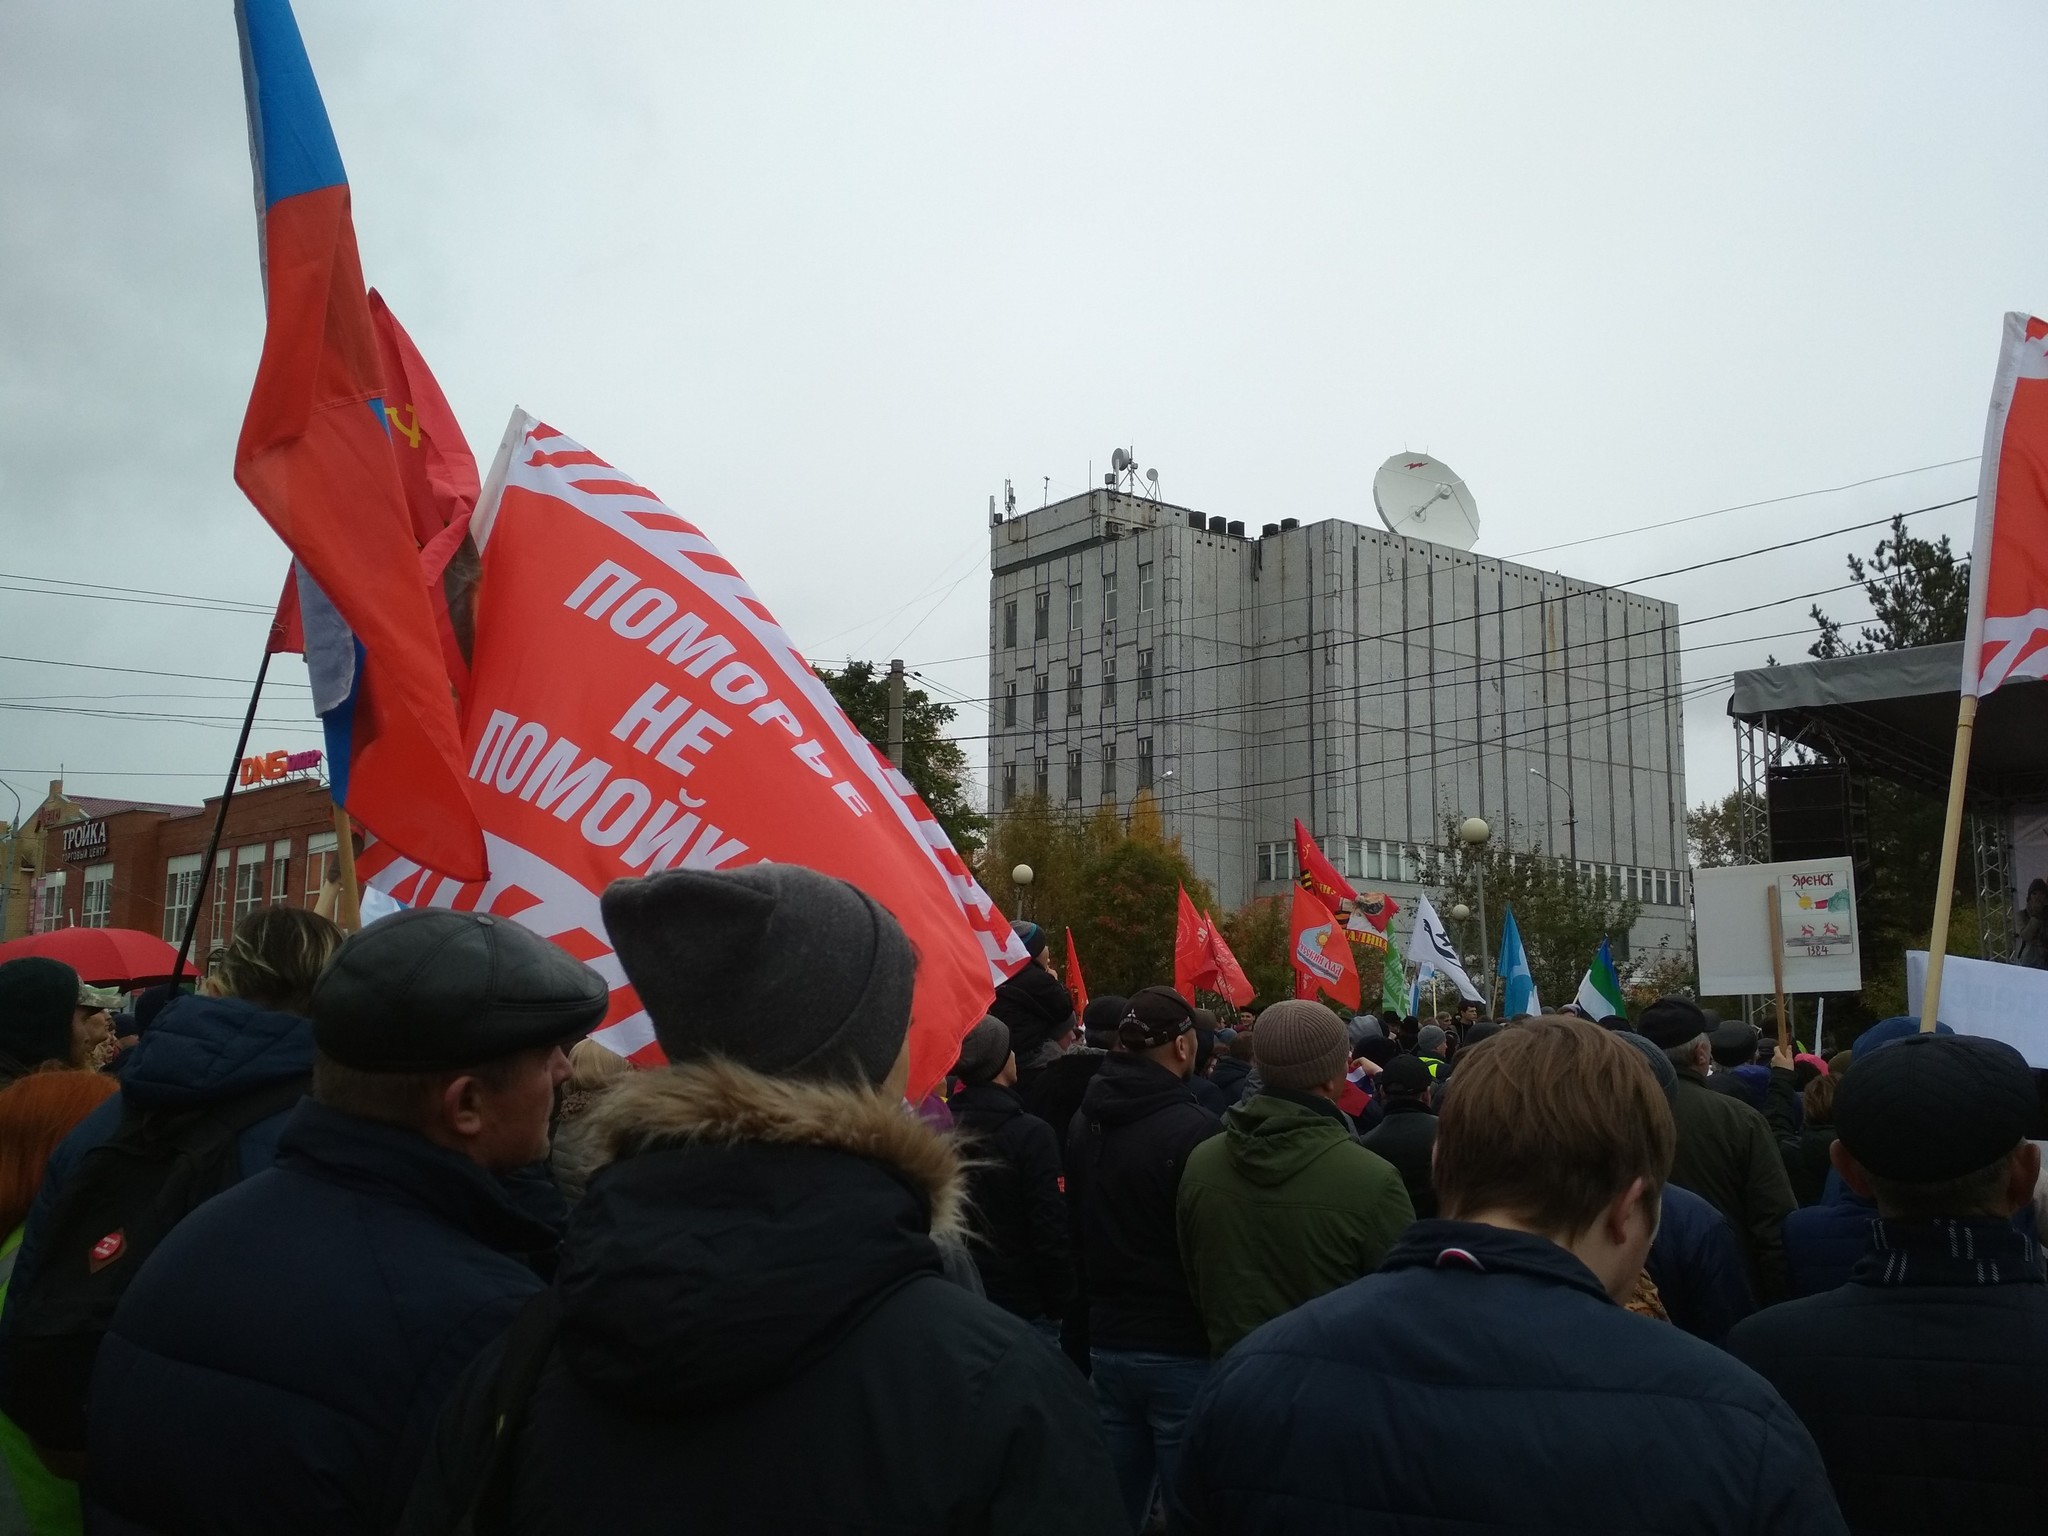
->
<box><xmin>1380</xmin><ymin>950</ymin><xmax>1408</xmax><ymax>1015</ymax></box>
<box><xmin>1574</xmin><ymin>937</ymin><xmax>1626</xmax><ymax>1021</ymax></box>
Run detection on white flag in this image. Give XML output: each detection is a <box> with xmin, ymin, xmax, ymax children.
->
<box><xmin>1405</xmin><ymin>895</ymin><xmax>1483</xmax><ymax>1004</ymax></box>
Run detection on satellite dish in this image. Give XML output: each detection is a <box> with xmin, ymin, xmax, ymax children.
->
<box><xmin>1111</xmin><ymin>448</ymin><xmax>1131</xmax><ymax>473</ymax></box>
<box><xmin>1145</xmin><ymin>468</ymin><xmax>1159</xmax><ymax>485</ymax></box>
<box><xmin>1372</xmin><ymin>452</ymin><xmax>1479</xmax><ymax>550</ymax></box>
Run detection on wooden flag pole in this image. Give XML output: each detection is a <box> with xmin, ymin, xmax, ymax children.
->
<box><xmin>1919</xmin><ymin>693</ymin><xmax>1978</xmax><ymax>1033</ymax></box>
<box><xmin>1765</xmin><ymin>886</ymin><xmax>1791</xmax><ymax>1059</ymax></box>
<box><xmin>330</xmin><ymin>802</ymin><xmax>362</xmax><ymax>932</ymax></box>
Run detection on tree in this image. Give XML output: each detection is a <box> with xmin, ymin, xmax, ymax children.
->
<box><xmin>1220</xmin><ymin>896</ymin><xmax>1292</xmax><ymax>1008</ymax></box>
<box><xmin>814</xmin><ymin>660</ymin><xmax>987</xmax><ymax>853</ymax></box>
<box><xmin>1808</xmin><ymin>513</ymin><xmax>1968</xmax><ymax>658</ymax></box>
<box><xmin>1686</xmin><ymin>787</ymin><xmax>1762</xmax><ymax>869</ymax></box>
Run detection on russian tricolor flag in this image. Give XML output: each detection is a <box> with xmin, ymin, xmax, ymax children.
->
<box><xmin>234</xmin><ymin>0</ymin><xmax>486</xmax><ymax>881</ymax></box>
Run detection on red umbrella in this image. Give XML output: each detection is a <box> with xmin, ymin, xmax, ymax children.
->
<box><xmin>0</xmin><ymin>928</ymin><xmax>200</xmax><ymax>988</ymax></box>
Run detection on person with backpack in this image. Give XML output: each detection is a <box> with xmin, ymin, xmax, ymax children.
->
<box><xmin>82</xmin><ymin>908</ymin><xmax>607</xmax><ymax>1536</ymax></box>
<box><xmin>0</xmin><ymin>907</ymin><xmax>344</xmax><ymax>1464</ymax></box>
<box><xmin>399</xmin><ymin>864</ymin><xmax>1123</xmax><ymax>1535</ymax></box>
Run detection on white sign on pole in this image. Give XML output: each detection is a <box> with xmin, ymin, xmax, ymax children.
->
<box><xmin>1905</xmin><ymin>950</ymin><xmax>2048</xmax><ymax>1067</ymax></box>
<box><xmin>1695</xmin><ymin>857</ymin><xmax>1862</xmax><ymax>994</ymax></box>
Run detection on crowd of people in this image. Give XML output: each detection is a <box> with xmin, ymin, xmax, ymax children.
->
<box><xmin>0</xmin><ymin>874</ymin><xmax>2039</xmax><ymax>1534</ymax></box>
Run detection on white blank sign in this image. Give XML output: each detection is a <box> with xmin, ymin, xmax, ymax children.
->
<box><xmin>1694</xmin><ymin>858</ymin><xmax>1863</xmax><ymax>994</ymax></box>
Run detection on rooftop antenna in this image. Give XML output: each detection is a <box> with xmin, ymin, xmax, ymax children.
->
<box><xmin>1109</xmin><ymin>446</ymin><xmax>1151</xmax><ymax>495</ymax></box>
<box><xmin>1003</xmin><ymin>478</ymin><xmax>1016</xmax><ymax>516</ymax></box>
<box><xmin>1372</xmin><ymin>451</ymin><xmax>1480</xmax><ymax>550</ymax></box>
<box><xmin>1145</xmin><ymin>466</ymin><xmax>1160</xmax><ymax>500</ymax></box>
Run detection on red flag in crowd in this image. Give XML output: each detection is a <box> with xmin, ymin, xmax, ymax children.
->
<box><xmin>1289</xmin><ymin>884</ymin><xmax>1361</xmax><ymax>1009</ymax></box>
<box><xmin>1175</xmin><ymin>886</ymin><xmax>1254</xmax><ymax>1007</ymax></box>
<box><xmin>1348</xmin><ymin>889</ymin><xmax>1401</xmax><ymax>934</ymax></box>
<box><xmin>353</xmin><ymin>413</ymin><xmax>1029</xmax><ymax>1099</ymax></box>
<box><xmin>1963</xmin><ymin>313</ymin><xmax>2048</xmax><ymax>696</ymax></box>
<box><xmin>234</xmin><ymin>0</ymin><xmax>486</xmax><ymax>880</ymax></box>
<box><xmin>1293</xmin><ymin>818</ymin><xmax>1357</xmax><ymax>913</ymax></box>
<box><xmin>1065</xmin><ymin>927</ymin><xmax>1089</xmax><ymax>1012</ymax></box>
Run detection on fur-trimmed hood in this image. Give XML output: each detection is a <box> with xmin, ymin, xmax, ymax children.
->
<box><xmin>554</xmin><ymin>1059</ymin><xmax>969</xmax><ymax>1410</ymax></box>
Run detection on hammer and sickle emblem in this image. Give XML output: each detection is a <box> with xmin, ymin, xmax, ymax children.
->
<box><xmin>385</xmin><ymin>404</ymin><xmax>424</xmax><ymax>449</ymax></box>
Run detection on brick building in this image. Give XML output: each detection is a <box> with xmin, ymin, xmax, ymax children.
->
<box><xmin>6</xmin><ymin>771</ymin><xmax>342</xmax><ymax>959</ymax></box>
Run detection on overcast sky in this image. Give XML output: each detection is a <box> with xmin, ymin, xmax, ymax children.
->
<box><xmin>2</xmin><ymin>2</ymin><xmax>2040</xmax><ymax>831</ymax></box>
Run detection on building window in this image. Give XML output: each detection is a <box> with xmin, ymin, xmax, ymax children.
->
<box><xmin>32</xmin><ymin>871</ymin><xmax>66</xmax><ymax>933</ymax></box>
<box><xmin>1137</xmin><ymin>648</ymin><xmax>1153</xmax><ymax>701</ymax></box>
<box><xmin>1002</xmin><ymin>600</ymin><xmax>1017</xmax><ymax>649</ymax></box>
<box><xmin>209</xmin><ymin>852</ymin><xmax>231</xmax><ymax>952</ymax></box>
<box><xmin>1032</xmin><ymin>675</ymin><xmax>1048</xmax><ymax>724</ymax></box>
<box><xmin>1139</xmin><ymin>562</ymin><xmax>1155</xmax><ymax>613</ymax></box>
<box><xmin>80</xmin><ymin>863</ymin><xmax>113</xmax><ymax>929</ymax></box>
<box><xmin>1033</xmin><ymin>592</ymin><xmax>1050</xmax><ymax>642</ymax></box>
<box><xmin>1324</xmin><ymin>839</ymin><xmax>1350</xmax><ymax>880</ymax></box>
<box><xmin>305</xmin><ymin>831</ymin><xmax>338</xmax><ymax>907</ymax></box>
<box><xmin>1101</xmin><ymin>740</ymin><xmax>1117</xmax><ymax>801</ymax></box>
<box><xmin>233</xmin><ymin>845</ymin><xmax>267</xmax><ymax>927</ymax></box>
<box><xmin>1101</xmin><ymin>655</ymin><xmax>1118</xmax><ymax>714</ymax></box>
<box><xmin>1003</xmin><ymin>682</ymin><xmax>1017</xmax><ymax>728</ymax></box>
<box><xmin>1065</xmin><ymin>750</ymin><xmax>1082</xmax><ymax>803</ymax></box>
<box><xmin>1137</xmin><ymin>736</ymin><xmax>1154</xmax><ymax>791</ymax></box>
<box><xmin>1066</xmin><ymin>666</ymin><xmax>1082</xmax><ymax>716</ymax></box>
<box><xmin>1103</xmin><ymin>570</ymin><xmax>1119</xmax><ymax>625</ymax></box>
<box><xmin>1400</xmin><ymin>845</ymin><xmax>1421</xmax><ymax>882</ymax></box>
<box><xmin>1002</xmin><ymin>762</ymin><xmax>1017</xmax><ymax>807</ymax></box>
<box><xmin>271</xmin><ymin>840</ymin><xmax>292</xmax><ymax>905</ymax></box>
<box><xmin>1068</xmin><ymin>584</ymin><xmax>1082</xmax><ymax>632</ymax></box>
<box><xmin>1256</xmin><ymin>841</ymin><xmax>1296</xmax><ymax>885</ymax></box>
<box><xmin>1034</xmin><ymin>757</ymin><xmax>1049</xmax><ymax>799</ymax></box>
<box><xmin>163</xmin><ymin>854</ymin><xmax>202</xmax><ymax>944</ymax></box>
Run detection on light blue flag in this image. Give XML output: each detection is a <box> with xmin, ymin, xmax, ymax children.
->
<box><xmin>1498</xmin><ymin>906</ymin><xmax>1541</xmax><ymax>1018</ymax></box>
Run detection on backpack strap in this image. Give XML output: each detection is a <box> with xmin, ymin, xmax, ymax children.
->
<box><xmin>453</xmin><ymin>1287</ymin><xmax>561</xmax><ymax>1536</ymax></box>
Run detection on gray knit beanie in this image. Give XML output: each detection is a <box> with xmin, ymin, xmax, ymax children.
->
<box><xmin>951</xmin><ymin>1016</ymin><xmax>1011</xmax><ymax>1086</ymax></box>
<box><xmin>601</xmin><ymin>864</ymin><xmax>914</xmax><ymax>1087</ymax></box>
<box><xmin>1417</xmin><ymin>1023</ymin><xmax>1448</xmax><ymax>1057</ymax></box>
<box><xmin>1252</xmin><ymin>1000</ymin><xmax>1352</xmax><ymax>1092</ymax></box>
<box><xmin>1615</xmin><ymin>1029</ymin><xmax>1679</xmax><ymax>1107</ymax></box>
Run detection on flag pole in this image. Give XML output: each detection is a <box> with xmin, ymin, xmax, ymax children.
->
<box><xmin>172</xmin><ymin>649</ymin><xmax>273</xmax><ymax>986</ymax></box>
<box><xmin>1764</xmin><ymin>886</ymin><xmax>1791</xmax><ymax>1058</ymax></box>
<box><xmin>1919</xmin><ymin>694</ymin><xmax>1978</xmax><ymax>1033</ymax></box>
<box><xmin>330</xmin><ymin>802</ymin><xmax>362</xmax><ymax>932</ymax></box>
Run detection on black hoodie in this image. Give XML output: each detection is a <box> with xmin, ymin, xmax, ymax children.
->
<box><xmin>1065</xmin><ymin>1053</ymin><xmax>1222</xmax><ymax>1357</ymax></box>
<box><xmin>401</xmin><ymin>1061</ymin><xmax>1123</xmax><ymax>1536</ymax></box>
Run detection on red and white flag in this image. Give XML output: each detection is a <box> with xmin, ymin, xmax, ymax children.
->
<box><xmin>1174</xmin><ymin>885</ymin><xmax>1254</xmax><ymax>1007</ymax></box>
<box><xmin>1289</xmin><ymin>884</ymin><xmax>1361</xmax><ymax>1009</ymax></box>
<box><xmin>1065</xmin><ymin>927</ymin><xmax>1090</xmax><ymax>1013</ymax></box>
<box><xmin>1964</xmin><ymin>313</ymin><xmax>2048</xmax><ymax>696</ymax></box>
<box><xmin>355</xmin><ymin>411</ymin><xmax>1028</xmax><ymax>1099</ymax></box>
<box><xmin>1293</xmin><ymin>818</ymin><xmax>1357</xmax><ymax>913</ymax></box>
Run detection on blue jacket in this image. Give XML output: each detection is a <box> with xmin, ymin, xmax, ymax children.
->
<box><xmin>1647</xmin><ymin>1182</ymin><xmax>1757</xmax><ymax>1345</ymax></box>
<box><xmin>86</xmin><ymin>1100</ymin><xmax>562</xmax><ymax>1536</ymax></box>
<box><xmin>1784</xmin><ymin>1187</ymin><xmax>1878</xmax><ymax>1299</ymax></box>
<box><xmin>1169</xmin><ymin>1219</ymin><xmax>1846</xmax><ymax>1535</ymax></box>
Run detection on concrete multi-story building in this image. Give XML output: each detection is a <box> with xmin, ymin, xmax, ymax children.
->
<box><xmin>986</xmin><ymin>484</ymin><xmax>1691</xmax><ymax>963</ymax></box>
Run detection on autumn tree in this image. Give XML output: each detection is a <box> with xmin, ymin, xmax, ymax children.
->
<box><xmin>814</xmin><ymin>660</ymin><xmax>987</xmax><ymax>853</ymax></box>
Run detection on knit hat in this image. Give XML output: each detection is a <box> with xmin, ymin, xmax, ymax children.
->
<box><xmin>1082</xmin><ymin>995</ymin><xmax>1128</xmax><ymax>1049</ymax></box>
<box><xmin>1416</xmin><ymin>1024</ymin><xmax>1448</xmax><ymax>1057</ymax></box>
<box><xmin>1358</xmin><ymin>1036</ymin><xmax>1401</xmax><ymax>1069</ymax></box>
<box><xmin>1118</xmin><ymin>986</ymin><xmax>1197</xmax><ymax>1050</ymax></box>
<box><xmin>1834</xmin><ymin>1032</ymin><xmax>2036</xmax><ymax>1181</ymax></box>
<box><xmin>1252</xmin><ymin>1000</ymin><xmax>1352</xmax><ymax>1092</ymax></box>
<box><xmin>1011</xmin><ymin>920</ymin><xmax>1048</xmax><ymax>959</ymax></box>
<box><xmin>1462</xmin><ymin>1020</ymin><xmax>1503</xmax><ymax>1050</ymax></box>
<box><xmin>1636</xmin><ymin>996</ymin><xmax>1709</xmax><ymax>1050</ymax></box>
<box><xmin>1379</xmin><ymin>1053</ymin><xmax>1433</xmax><ymax>1097</ymax></box>
<box><xmin>602</xmin><ymin>864</ymin><xmax>914</xmax><ymax>1087</ymax></box>
<box><xmin>1615</xmin><ymin>1029</ymin><xmax>1678</xmax><ymax>1107</ymax></box>
<box><xmin>0</xmin><ymin>958</ymin><xmax>82</xmax><ymax>1074</ymax></box>
<box><xmin>951</xmin><ymin>1016</ymin><xmax>1011</xmax><ymax>1086</ymax></box>
<box><xmin>1855</xmin><ymin>1015</ymin><xmax>1954</xmax><ymax>1056</ymax></box>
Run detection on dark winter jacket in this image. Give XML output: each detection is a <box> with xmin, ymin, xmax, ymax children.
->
<box><xmin>1784</xmin><ymin>1188</ymin><xmax>1878</xmax><ymax>1298</ymax></box>
<box><xmin>1177</xmin><ymin>1091</ymin><xmax>1412</xmax><ymax>1354</ymax></box>
<box><xmin>1019</xmin><ymin>1045</ymin><xmax>1104</xmax><ymax>1156</ymax></box>
<box><xmin>949</xmin><ymin>1081</ymin><xmax>1074</xmax><ymax>1321</ymax></box>
<box><xmin>1169</xmin><ymin>1220</ymin><xmax>1847</xmax><ymax>1535</ymax></box>
<box><xmin>1730</xmin><ymin>1218</ymin><xmax>2048</xmax><ymax>1535</ymax></box>
<box><xmin>0</xmin><ymin>994</ymin><xmax>313</xmax><ymax>1398</ymax></box>
<box><xmin>1360</xmin><ymin>1099</ymin><xmax>1437</xmax><ymax>1219</ymax></box>
<box><xmin>87</xmin><ymin>1099</ymin><xmax>563</xmax><ymax>1536</ymax></box>
<box><xmin>399</xmin><ymin>1061</ymin><xmax>1124</xmax><ymax>1536</ymax></box>
<box><xmin>1188</xmin><ymin>1072</ymin><xmax>1227</xmax><ymax>1116</ymax></box>
<box><xmin>1066</xmin><ymin>1054</ymin><xmax>1222</xmax><ymax>1357</ymax></box>
<box><xmin>1646</xmin><ymin>1181</ymin><xmax>1756</xmax><ymax>1345</ymax></box>
<box><xmin>989</xmin><ymin>962</ymin><xmax>1077</xmax><ymax>1059</ymax></box>
<box><xmin>1209</xmin><ymin>1055</ymin><xmax>1252</xmax><ymax>1107</ymax></box>
<box><xmin>1670</xmin><ymin>1067</ymin><xmax>1798</xmax><ymax>1301</ymax></box>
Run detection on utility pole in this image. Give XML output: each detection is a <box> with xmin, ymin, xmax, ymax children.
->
<box><xmin>0</xmin><ymin>778</ymin><xmax>21</xmax><ymax>943</ymax></box>
<box><xmin>886</xmin><ymin>658</ymin><xmax>907</xmax><ymax>770</ymax></box>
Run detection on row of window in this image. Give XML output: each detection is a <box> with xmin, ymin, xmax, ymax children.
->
<box><xmin>998</xmin><ymin>564</ymin><xmax>1157</xmax><ymax>648</ymax></box>
<box><xmin>1002</xmin><ymin>652</ymin><xmax>1156</xmax><ymax>726</ymax></box>
<box><xmin>1251</xmin><ymin>839</ymin><xmax>1690</xmax><ymax>907</ymax></box>
<box><xmin>1000</xmin><ymin>738</ymin><xmax>1157</xmax><ymax>806</ymax></box>
<box><xmin>158</xmin><ymin>833</ymin><xmax>341</xmax><ymax>947</ymax></box>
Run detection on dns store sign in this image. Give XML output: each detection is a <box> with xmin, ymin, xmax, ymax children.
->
<box><xmin>239</xmin><ymin>748</ymin><xmax>325</xmax><ymax>788</ymax></box>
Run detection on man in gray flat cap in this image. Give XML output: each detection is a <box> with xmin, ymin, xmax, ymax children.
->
<box><xmin>1730</xmin><ymin>1031</ymin><xmax>2048</xmax><ymax>1533</ymax></box>
<box><xmin>88</xmin><ymin>909</ymin><xmax>609</xmax><ymax>1536</ymax></box>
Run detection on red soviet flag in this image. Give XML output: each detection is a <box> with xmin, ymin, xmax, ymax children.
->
<box><xmin>1964</xmin><ymin>313</ymin><xmax>2048</xmax><ymax>696</ymax></box>
<box><xmin>1065</xmin><ymin>927</ymin><xmax>1090</xmax><ymax>1013</ymax></box>
<box><xmin>1294</xmin><ymin>818</ymin><xmax>1358</xmax><ymax>913</ymax></box>
<box><xmin>1289</xmin><ymin>884</ymin><xmax>1361</xmax><ymax>1008</ymax></box>
<box><xmin>1175</xmin><ymin>885</ymin><xmax>1254</xmax><ymax>1007</ymax></box>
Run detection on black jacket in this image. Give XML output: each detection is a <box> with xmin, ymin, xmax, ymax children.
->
<box><xmin>989</xmin><ymin>963</ymin><xmax>1076</xmax><ymax>1059</ymax></box>
<box><xmin>1647</xmin><ymin>1182</ymin><xmax>1756</xmax><ymax>1345</ymax></box>
<box><xmin>1359</xmin><ymin>1100</ymin><xmax>1437</xmax><ymax>1219</ymax></box>
<box><xmin>1171</xmin><ymin>1219</ymin><xmax>1846</xmax><ymax>1535</ymax></box>
<box><xmin>1670</xmin><ymin>1068</ymin><xmax>1798</xmax><ymax>1301</ymax></box>
<box><xmin>1783</xmin><ymin>1186</ymin><xmax>1879</xmax><ymax>1298</ymax></box>
<box><xmin>949</xmin><ymin>1082</ymin><xmax>1074</xmax><ymax>1321</ymax></box>
<box><xmin>1209</xmin><ymin>1056</ymin><xmax>1252</xmax><ymax>1107</ymax></box>
<box><xmin>1729</xmin><ymin>1218</ymin><xmax>2048</xmax><ymax>1535</ymax></box>
<box><xmin>88</xmin><ymin>1100</ymin><xmax>563</xmax><ymax>1536</ymax></box>
<box><xmin>1019</xmin><ymin>1046</ymin><xmax>1104</xmax><ymax>1160</ymax></box>
<box><xmin>401</xmin><ymin>1061</ymin><xmax>1123</xmax><ymax>1536</ymax></box>
<box><xmin>1066</xmin><ymin>1054</ymin><xmax>1221</xmax><ymax>1357</ymax></box>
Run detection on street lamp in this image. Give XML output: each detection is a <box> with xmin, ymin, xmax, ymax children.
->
<box><xmin>1450</xmin><ymin>903</ymin><xmax>1470</xmax><ymax>922</ymax></box>
<box><xmin>1528</xmin><ymin>766</ymin><xmax>1578</xmax><ymax>867</ymax></box>
<box><xmin>1460</xmin><ymin>816</ymin><xmax>1492</xmax><ymax>1001</ymax></box>
<box><xmin>1011</xmin><ymin>863</ymin><xmax>1034</xmax><ymax>921</ymax></box>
